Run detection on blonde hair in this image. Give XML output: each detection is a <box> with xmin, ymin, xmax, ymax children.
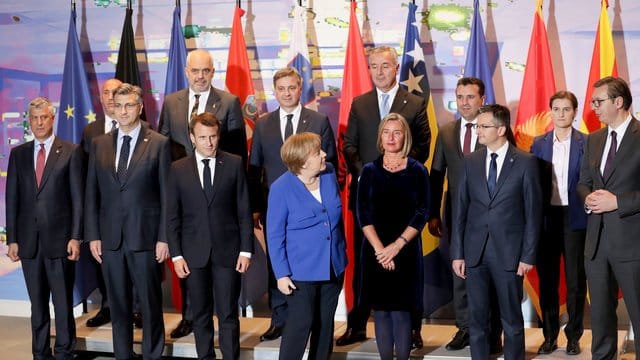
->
<box><xmin>280</xmin><ymin>132</ymin><xmax>322</xmax><ymax>174</ymax></box>
<box><xmin>377</xmin><ymin>113</ymin><xmax>412</xmax><ymax>157</ymax></box>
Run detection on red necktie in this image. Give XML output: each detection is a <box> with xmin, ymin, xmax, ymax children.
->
<box><xmin>463</xmin><ymin>123</ymin><xmax>473</xmax><ymax>155</ymax></box>
<box><xmin>35</xmin><ymin>143</ymin><xmax>45</xmax><ymax>187</ymax></box>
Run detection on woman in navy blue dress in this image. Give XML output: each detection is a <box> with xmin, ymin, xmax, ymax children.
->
<box><xmin>357</xmin><ymin>113</ymin><xmax>430</xmax><ymax>360</ymax></box>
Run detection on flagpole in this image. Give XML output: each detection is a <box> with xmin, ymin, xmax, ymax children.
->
<box><xmin>127</xmin><ymin>0</ymin><xmax>132</xmax><ymax>10</ymax></box>
<box><xmin>71</xmin><ymin>0</ymin><xmax>75</xmax><ymax>12</ymax></box>
<box><xmin>237</xmin><ymin>0</ymin><xmax>241</xmax><ymax>8</ymax></box>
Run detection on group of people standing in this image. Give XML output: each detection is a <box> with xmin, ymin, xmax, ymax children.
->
<box><xmin>5</xmin><ymin>44</ymin><xmax>640</xmax><ymax>360</ymax></box>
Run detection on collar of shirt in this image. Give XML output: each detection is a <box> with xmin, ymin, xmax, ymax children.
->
<box><xmin>460</xmin><ymin>117</ymin><xmax>479</xmax><ymax>150</ymax></box>
<box><xmin>194</xmin><ymin>150</ymin><xmax>216</xmax><ymax>187</ymax></box>
<box><xmin>279</xmin><ymin>104</ymin><xmax>303</xmax><ymax>136</ymax></box>
<box><xmin>485</xmin><ymin>141</ymin><xmax>509</xmax><ymax>179</ymax></box>
<box><xmin>376</xmin><ymin>82</ymin><xmax>400</xmax><ymax>106</ymax></box>
<box><xmin>33</xmin><ymin>134</ymin><xmax>55</xmax><ymax>158</ymax></box>
<box><xmin>552</xmin><ymin>129</ymin><xmax>572</xmax><ymax>145</ymax></box>
<box><xmin>607</xmin><ymin>114</ymin><xmax>633</xmax><ymax>148</ymax></box>
<box><xmin>104</xmin><ymin>114</ymin><xmax>117</xmax><ymax>134</ymax></box>
<box><xmin>189</xmin><ymin>87</ymin><xmax>211</xmax><ymax>115</ymax></box>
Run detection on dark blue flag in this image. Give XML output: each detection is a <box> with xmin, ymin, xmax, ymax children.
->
<box><xmin>58</xmin><ymin>9</ymin><xmax>95</xmax><ymax>144</ymax></box>
<box><xmin>58</xmin><ymin>8</ymin><xmax>98</xmax><ymax>306</ymax></box>
<box><xmin>464</xmin><ymin>0</ymin><xmax>496</xmax><ymax>104</ymax></box>
<box><xmin>165</xmin><ymin>5</ymin><xmax>188</xmax><ymax>95</ymax></box>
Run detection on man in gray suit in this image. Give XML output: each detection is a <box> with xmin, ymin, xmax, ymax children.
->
<box><xmin>249</xmin><ymin>67</ymin><xmax>337</xmax><ymax>341</ymax></box>
<box><xmin>451</xmin><ymin>104</ymin><xmax>542</xmax><ymax>360</ymax></box>
<box><xmin>578</xmin><ymin>76</ymin><xmax>640</xmax><ymax>359</ymax></box>
<box><xmin>159</xmin><ymin>48</ymin><xmax>248</xmax><ymax>338</ymax></box>
<box><xmin>429</xmin><ymin>77</ymin><xmax>502</xmax><ymax>353</ymax></box>
<box><xmin>341</xmin><ymin>45</ymin><xmax>431</xmax><ymax>348</ymax></box>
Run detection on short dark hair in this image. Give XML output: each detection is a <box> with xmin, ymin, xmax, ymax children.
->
<box><xmin>549</xmin><ymin>90</ymin><xmax>578</xmax><ymax>110</ymax></box>
<box><xmin>457</xmin><ymin>77</ymin><xmax>485</xmax><ymax>97</ymax></box>
<box><xmin>189</xmin><ymin>112</ymin><xmax>221</xmax><ymax>135</ymax></box>
<box><xmin>479</xmin><ymin>104</ymin><xmax>510</xmax><ymax>128</ymax></box>
<box><xmin>593</xmin><ymin>76</ymin><xmax>632</xmax><ymax>110</ymax></box>
<box><xmin>273</xmin><ymin>67</ymin><xmax>302</xmax><ymax>87</ymax></box>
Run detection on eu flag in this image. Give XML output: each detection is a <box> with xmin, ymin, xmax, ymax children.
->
<box><xmin>58</xmin><ymin>8</ymin><xmax>98</xmax><ymax>306</ymax></box>
<box><xmin>463</xmin><ymin>0</ymin><xmax>496</xmax><ymax>104</ymax></box>
<box><xmin>400</xmin><ymin>2</ymin><xmax>452</xmax><ymax>317</ymax></box>
<box><xmin>164</xmin><ymin>5</ymin><xmax>188</xmax><ymax>95</ymax></box>
<box><xmin>58</xmin><ymin>9</ymin><xmax>95</xmax><ymax>144</ymax></box>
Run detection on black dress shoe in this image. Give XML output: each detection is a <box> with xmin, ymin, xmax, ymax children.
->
<box><xmin>566</xmin><ymin>339</ymin><xmax>581</xmax><ymax>355</ymax></box>
<box><xmin>537</xmin><ymin>338</ymin><xmax>558</xmax><ymax>354</ymax></box>
<box><xmin>411</xmin><ymin>329</ymin><xmax>423</xmax><ymax>349</ymax></box>
<box><xmin>445</xmin><ymin>330</ymin><xmax>469</xmax><ymax>351</ymax></box>
<box><xmin>132</xmin><ymin>312</ymin><xmax>143</xmax><ymax>329</ymax></box>
<box><xmin>260</xmin><ymin>325</ymin><xmax>284</xmax><ymax>341</ymax></box>
<box><xmin>335</xmin><ymin>328</ymin><xmax>367</xmax><ymax>346</ymax></box>
<box><xmin>490</xmin><ymin>339</ymin><xmax>503</xmax><ymax>355</ymax></box>
<box><xmin>131</xmin><ymin>352</ymin><xmax>142</xmax><ymax>359</ymax></box>
<box><xmin>170</xmin><ymin>319</ymin><xmax>193</xmax><ymax>338</ymax></box>
<box><xmin>86</xmin><ymin>308</ymin><xmax>111</xmax><ymax>327</ymax></box>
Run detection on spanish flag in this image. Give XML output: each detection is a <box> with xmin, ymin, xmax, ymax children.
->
<box><xmin>513</xmin><ymin>0</ymin><xmax>556</xmax><ymax>152</ymax></box>
<box><xmin>580</xmin><ymin>0</ymin><xmax>618</xmax><ymax>133</ymax></box>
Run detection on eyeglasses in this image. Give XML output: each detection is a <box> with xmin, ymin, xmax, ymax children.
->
<box><xmin>475</xmin><ymin>124</ymin><xmax>500</xmax><ymax>130</ymax></box>
<box><xmin>590</xmin><ymin>97</ymin><xmax>614</xmax><ymax>108</ymax></box>
<box><xmin>113</xmin><ymin>102</ymin><xmax>140</xmax><ymax>110</ymax></box>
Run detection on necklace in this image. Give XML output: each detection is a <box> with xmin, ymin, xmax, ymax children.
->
<box><xmin>383</xmin><ymin>157</ymin><xmax>405</xmax><ymax>171</ymax></box>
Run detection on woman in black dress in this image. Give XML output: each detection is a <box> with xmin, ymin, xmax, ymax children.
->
<box><xmin>357</xmin><ymin>113</ymin><xmax>430</xmax><ymax>360</ymax></box>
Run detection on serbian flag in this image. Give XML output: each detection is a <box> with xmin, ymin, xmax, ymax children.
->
<box><xmin>580</xmin><ymin>0</ymin><xmax>618</xmax><ymax>133</ymax></box>
<box><xmin>288</xmin><ymin>4</ymin><xmax>315</xmax><ymax>106</ymax></box>
<box><xmin>513</xmin><ymin>0</ymin><xmax>555</xmax><ymax>152</ymax></box>
<box><xmin>338</xmin><ymin>1</ymin><xmax>372</xmax><ymax>311</ymax></box>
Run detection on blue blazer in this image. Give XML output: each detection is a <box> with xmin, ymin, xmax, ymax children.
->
<box><xmin>266</xmin><ymin>163</ymin><xmax>347</xmax><ymax>281</ymax></box>
<box><xmin>530</xmin><ymin>128</ymin><xmax>587</xmax><ymax>230</ymax></box>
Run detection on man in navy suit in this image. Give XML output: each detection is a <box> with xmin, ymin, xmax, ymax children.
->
<box><xmin>7</xmin><ymin>97</ymin><xmax>83</xmax><ymax>360</ymax></box>
<box><xmin>341</xmin><ymin>45</ymin><xmax>431</xmax><ymax>348</ymax></box>
<box><xmin>167</xmin><ymin>112</ymin><xmax>253</xmax><ymax>359</ymax></box>
<box><xmin>81</xmin><ymin>77</ymin><xmax>122</xmax><ymax>328</ymax></box>
<box><xmin>159</xmin><ymin>49</ymin><xmax>248</xmax><ymax>338</ymax></box>
<box><xmin>85</xmin><ymin>83</ymin><xmax>170</xmax><ymax>359</ymax></box>
<box><xmin>249</xmin><ymin>67</ymin><xmax>337</xmax><ymax>341</ymax></box>
<box><xmin>530</xmin><ymin>91</ymin><xmax>587</xmax><ymax>355</ymax></box>
<box><xmin>578</xmin><ymin>76</ymin><xmax>640</xmax><ymax>359</ymax></box>
<box><xmin>452</xmin><ymin>104</ymin><xmax>542</xmax><ymax>360</ymax></box>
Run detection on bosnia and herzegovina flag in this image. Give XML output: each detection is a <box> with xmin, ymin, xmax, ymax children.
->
<box><xmin>400</xmin><ymin>2</ymin><xmax>452</xmax><ymax>316</ymax></box>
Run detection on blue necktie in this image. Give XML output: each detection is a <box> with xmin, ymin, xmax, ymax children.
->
<box><xmin>380</xmin><ymin>93</ymin><xmax>390</xmax><ymax>119</ymax></box>
<box><xmin>487</xmin><ymin>153</ymin><xmax>498</xmax><ymax>196</ymax></box>
<box><xmin>117</xmin><ymin>135</ymin><xmax>131</xmax><ymax>182</ymax></box>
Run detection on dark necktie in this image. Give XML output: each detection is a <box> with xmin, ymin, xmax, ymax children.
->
<box><xmin>602</xmin><ymin>131</ymin><xmax>617</xmax><ymax>179</ymax></box>
<box><xmin>35</xmin><ymin>143</ymin><xmax>45</xmax><ymax>187</ymax></box>
<box><xmin>191</xmin><ymin>94</ymin><xmax>200</xmax><ymax>120</ymax></box>
<box><xmin>202</xmin><ymin>159</ymin><xmax>214</xmax><ymax>201</ymax></box>
<box><xmin>117</xmin><ymin>135</ymin><xmax>132</xmax><ymax>182</ymax></box>
<box><xmin>284</xmin><ymin>114</ymin><xmax>294</xmax><ymax>140</ymax></box>
<box><xmin>463</xmin><ymin>123</ymin><xmax>473</xmax><ymax>155</ymax></box>
<box><xmin>110</xmin><ymin>120</ymin><xmax>117</xmax><ymax>132</ymax></box>
<box><xmin>487</xmin><ymin>152</ymin><xmax>498</xmax><ymax>196</ymax></box>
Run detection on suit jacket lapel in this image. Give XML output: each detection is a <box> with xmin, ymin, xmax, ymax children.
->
<box><xmin>37</xmin><ymin>138</ymin><xmax>63</xmax><ymax>192</ymax></box>
<box><xmin>268</xmin><ymin>111</ymin><xmax>285</xmax><ymax>145</ymax></box>
<box><xmin>454</xmin><ymin>120</ymin><xmax>464</xmax><ymax>158</ymax></box>
<box><xmin>541</xmin><ymin>132</ymin><xmax>554</xmax><ymax>162</ymax></box>
<box><xmin>209</xmin><ymin>152</ymin><xmax>225</xmax><ymax>206</ymax></box>
<box><xmin>390</xmin><ymin>88</ymin><xmax>410</xmax><ymax>115</ymax></box>
<box><xmin>177</xmin><ymin>89</ymin><xmax>191</xmax><ymax>148</ymax></box>
<box><xmin>591</xmin><ymin>129</ymin><xmax>608</xmax><ymax>183</ymax></box>
<box><xmin>606</xmin><ymin>118</ymin><xmax>640</xmax><ymax>182</ymax></box>
<box><xmin>491</xmin><ymin>146</ymin><xmax>516</xmax><ymax>200</ymax></box>
<box><xmin>120</xmin><ymin>124</ymin><xmax>151</xmax><ymax>186</ymax></box>
<box><xmin>297</xmin><ymin>108</ymin><xmax>310</xmax><ymax>133</ymax></box>
<box><xmin>567</xmin><ymin>129</ymin><xmax>583</xmax><ymax>187</ymax></box>
<box><xmin>471</xmin><ymin>148</ymin><xmax>492</xmax><ymax>203</ymax></box>
<box><xmin>363</xmin><ymin>90</ymin><xmax>381</xmax><ymax>121</ymax></box>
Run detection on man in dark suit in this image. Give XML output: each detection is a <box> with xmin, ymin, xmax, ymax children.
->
<box><xmin>249</xmin><ymin>67</ymin><xmax>337</xmax><ymax>342</ymax></box>
<box><xmin>158</xmin><ymin>48</ymin><xmax>248</xmax><ymax>338</ymax></box>
<box><xmin>451</xmin><ymin>104</ymin><xmax>542</xmax><ymax>360</ymax></box>
<box><xmin>80</xmin><ymin>77</ymin><xmax>122</xmax><ymax>328</ymax></box>
<box><xmin>6</xmin><ymin>97</ymin><xmax>83</xmax><ymax>360</ymax></box>
<box><xmin>577</xmin><ymin>76</ymin><xmax>640</xmax><ymax>359</ymax></box>
<box><xmin>530</xmin><ymin>91</ymin><xmax>587</xmax><ymax>355</ymax></box>
<box><xmin>167</xmin><ymin>112</ymin><xmax>253</xmax><ymax>359</ymax></box>
<box><xmin>85</xmin><ymin>83</ymin><xmax>170</xmax><ymax>360</ymax></box>
<box><xmin>429</xmin><ymin>77</ymin><xmax>503</xmax><ymax>353</ymax></box>
<box><xmin>341</xmin><ymin>45</ymin><xmax>431</xmax><ymax>348</ymax></box>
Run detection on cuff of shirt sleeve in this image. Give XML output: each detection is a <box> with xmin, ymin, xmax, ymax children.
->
<box><xmin>239</xmin><ymin>251</ymin><xmax>252</xmax><ymax>259</ymax></box>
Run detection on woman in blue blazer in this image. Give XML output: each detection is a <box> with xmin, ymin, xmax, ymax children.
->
<box><xmin>267</xmin><ymin>132</ymin><xmax>347</xmax><ymax>360</ymax></box>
